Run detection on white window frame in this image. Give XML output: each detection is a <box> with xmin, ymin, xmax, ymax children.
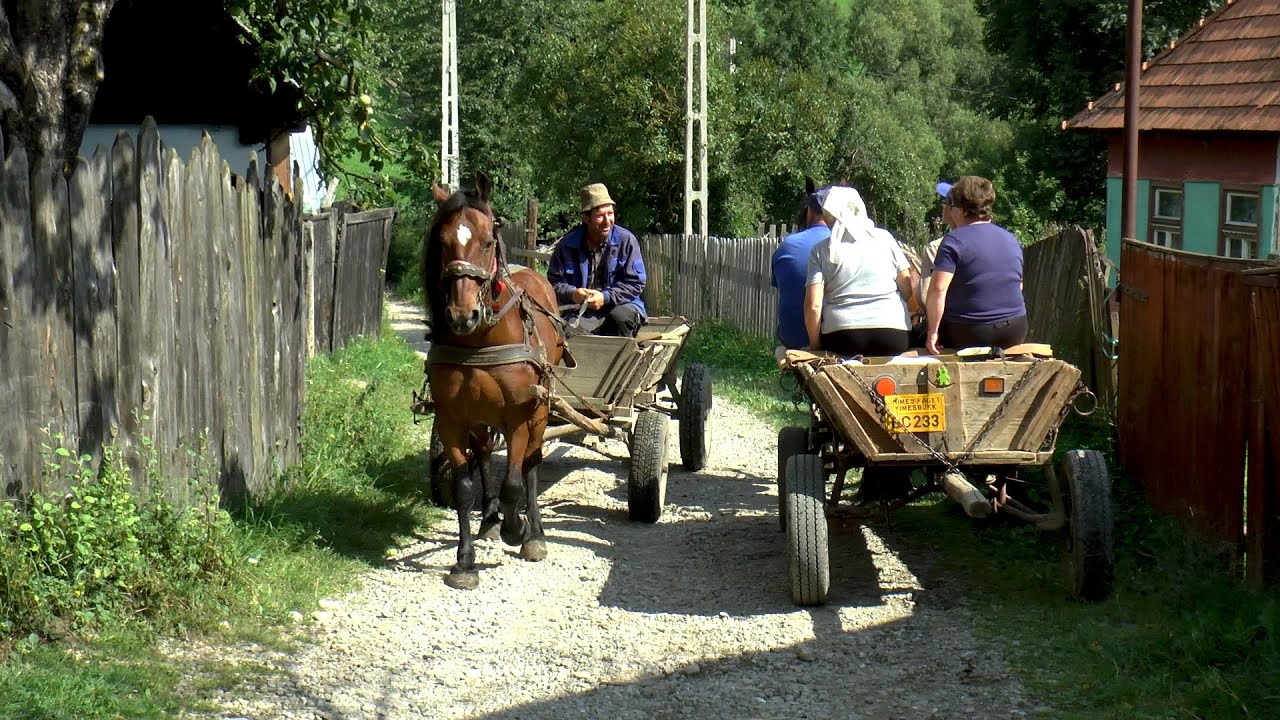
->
<box><xmin>1220</xmin><ymin>189</ymin><xmax>1260</xmax><ymax>259</ymax></box>
<box><xmin>1149</xmin><ymin>185</ymin><xmax>1183</xmax><ymax>249</ymax></box>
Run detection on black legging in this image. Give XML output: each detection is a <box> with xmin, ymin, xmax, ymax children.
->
<box><xmin>819</xmin><ymin>328</ymin><xmax>910</xmax><ymax>358</ymax></box>
<box><xmin>940</xmin><ymin>315</ymin><xmax>1027</xmax><ymax>350</ymax></box>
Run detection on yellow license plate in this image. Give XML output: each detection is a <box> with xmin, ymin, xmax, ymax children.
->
<box><xmin>884</xmin><ymin>393</ymin><xmax>946</xmax><ymax>433</ymax></box>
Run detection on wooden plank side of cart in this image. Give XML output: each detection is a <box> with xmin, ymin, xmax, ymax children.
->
<box><xmin>789</xmin><ymin>353</ymin><xmax>1079</xmax><ymax>465</ymax></box>
<box><xmin>556</xmin><ymin>315</ymin><xmax>692</xmax><ymax>412</ymax></box>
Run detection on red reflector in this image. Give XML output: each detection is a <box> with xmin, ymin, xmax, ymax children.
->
<box><xmin>980</xmin><ymin>377</ymin><xmax>1005</xmax><ymax>395</ymax></box>
<box><xmin>873</xmin><ymin>375</ymin><xmax>897</xmax><ymax>397</ymax></box>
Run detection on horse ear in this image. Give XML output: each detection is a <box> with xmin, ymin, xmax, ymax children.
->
<box><xmin>805</xmin><ymin>176</ymin><xmax>816</xmax><ymax>195</ymax></box>
<box><xmin>431</xmin><ymin>182</ymin><xmax>451</xmax><ymax>204</ymax></box>
<box><xmin>474</xmin><ymin>171</ymin><xmax>492</xmax><ymax>203</ymax></box>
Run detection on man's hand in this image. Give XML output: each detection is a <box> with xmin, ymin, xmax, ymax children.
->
<box><xmin>585</xmin><ymin>289</ymin><xmax>606</xmax><ymax>310</ymax></box>
<box><xmin>572</xmin><ymin>287</ymin><xmax>591</xmax><ymax>303</ymax></box>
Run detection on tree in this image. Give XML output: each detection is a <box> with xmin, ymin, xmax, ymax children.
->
<box><xmin>0</xmin><ymin>1</ymin><xmax>117</xmax><ymax>170</ymax></box>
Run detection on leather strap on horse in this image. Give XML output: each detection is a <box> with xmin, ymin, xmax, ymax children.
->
<box><xmin>427</xmin><ymin>341</ymin><xmax>547</xmax><ymax>368</ymax></box>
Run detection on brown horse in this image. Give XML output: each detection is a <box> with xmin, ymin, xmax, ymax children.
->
<box><xmin>423</xmin><ymin>171</ymin><xmax>566</xmax><ymax>590</ymax></box>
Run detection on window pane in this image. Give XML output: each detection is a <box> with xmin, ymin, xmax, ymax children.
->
<box><xmin>1155</xmin><ymin>190</ymin><xmax>1182</xmax><ymax>219</ymax></box>
<box><xmin>1227</xmin><ymin>193</ymin><xmax>1258</xmax><ymax>225</ymax></box>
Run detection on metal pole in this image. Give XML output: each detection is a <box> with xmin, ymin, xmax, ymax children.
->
<box><xmin>441</xmin><ymin>0</ymin><xmax>460</xmax><ymax>190</ymax></box>
<box><xmin>1121</xmin><ymin>0</ymin><xmax>1142</xmax><ymax>242</ymax></box>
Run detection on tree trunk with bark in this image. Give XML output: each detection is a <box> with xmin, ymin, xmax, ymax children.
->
<box><xmin>0</xmin><ymin>0</ymin><xmax>116</xmax><ymax>171</ymax></box>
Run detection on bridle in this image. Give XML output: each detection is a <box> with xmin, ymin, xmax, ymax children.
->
<box><xmin>439</xmin><ymin>218</ymin><xmax>522</xmax><ymax>330</ymax></box>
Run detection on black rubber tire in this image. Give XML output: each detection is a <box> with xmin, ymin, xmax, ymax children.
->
<box><xmin>678</xmin><ymin>363</ymin><xmax>713</xmax><ymax>471</ymax></box>
<box><xmin>628</xmin><ymin>410</ymin><xmax>669</xmax><ymax>523</ymax></box>
<box><xmin>785</xmin><ymin>454</ymin><xmax>830</xmax><ymax>606</ymax></box>
<box><xmin>1060</xmin><ymin>449</ymin><xmax>1115</xmax><ymax>601</ymax></box>
<box><xmin>777</xmin><ymin>426</ymin><xmax>809</xmax><ymax>532</ymax></box>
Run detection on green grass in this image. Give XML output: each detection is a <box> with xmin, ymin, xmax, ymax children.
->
<box><xmin>888</xmin><ymin>433</ymin><xmax>1280</xmax><ymax>719</ymax></box>
<box><xmin>0</xmin><ymin>326</ymin><xmax>437</xmax><ymax>718</ymax></box>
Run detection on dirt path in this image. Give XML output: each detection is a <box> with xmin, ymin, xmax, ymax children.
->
<box><xmin>180</xmin><ymin>299</ymin><xmax>1039</xmax><ymax>720</ymax></box>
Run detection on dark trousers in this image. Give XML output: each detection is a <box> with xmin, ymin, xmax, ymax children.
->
<box><xmin>565</xmin><ymin>303</ymin><xmax>644</xmax><ymax>338</ymax></box>
<box><xmin>940</xmin><ymin>315</ymin><xmax>1028</xmax><ymax>350</ymax></box>
<box><xmin>819</xmin><ymin>328</ymin><xmax>910</xmax><ymax>358</ymax></box>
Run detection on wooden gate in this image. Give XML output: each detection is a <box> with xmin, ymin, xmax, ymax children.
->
<box><xmin>1118</xmin><ymin>240</ymin><xmax>1280</xmax><ymax>584</ymax></box>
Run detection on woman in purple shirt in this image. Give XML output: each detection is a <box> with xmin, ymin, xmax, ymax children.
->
<box><xmin>924</xmin><ymin>176</ymin><xmax>1027</xmax><ymax>354</ymax></box>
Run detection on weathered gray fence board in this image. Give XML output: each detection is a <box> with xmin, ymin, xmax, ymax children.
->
<box><xmin>0</xmin><ymin>135</ymin><xmax>33</xmax><ymax>492</ymax></box>
<box><xmin>112</xmin><ymin>130</ymin><xmax>145</xmax><ymax>482</ymax></box>
<box><xmin>138</xmin><ymin>119</ymin><xmax>178</xmax><ymax>486</ymax></box>
<box><xmin>70</xmin><ymin>150</ymin><xmax>118</xmax><ymax>465</ymax></box>
<box><xmin>31</xmin><ymin>158</ymin><xmax>78</xmax><ymax>465</ymax></box>
<box><xmin>219</xmin><ymin>159</ymin><xmax>250</xmax><ymax>499</ymax></box>
<box><xmin>0</xmin><ymin>121</ymin><xmax>392</xmax><ymax>501</ymax></box>
<box><xmin>163</xmin><ymin>147</ymin><xmax>193</xmax><ymax>484</ymax></box>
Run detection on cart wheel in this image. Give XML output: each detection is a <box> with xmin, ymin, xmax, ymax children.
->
<box><xmin>777</xmin><ymin>426</ymin><xmax>809</xmax><ymax>532</ymax></box>
<box><xmin>785</xmin><ymin>454</ymin><xmax>830</xmax><ymax>606</ymax></box>
<box><xmin>678</xmin><ymin>363</ymin><xmax>713</xmax><ymax>471</ymax></box>
<box><xmin>628</xmin><ymin>410</ymin><xmax>669</xmax><ymax>523</ymax></box>
<box><xmin>1060</xmin><ymin>449</ymin><xmax>1114</xmax><ymax>601</ymax></box>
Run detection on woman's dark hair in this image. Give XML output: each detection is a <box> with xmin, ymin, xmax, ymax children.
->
<box><xmin>948</xmin><ymin>175</ymin><xmax>995</xmax><ymax>221</ymax></box>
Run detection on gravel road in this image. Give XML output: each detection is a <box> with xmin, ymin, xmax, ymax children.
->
<box><xmin>177</xmin><ymin>300</ymin><xmax>1041</xmax><ymax>720</ymax></box>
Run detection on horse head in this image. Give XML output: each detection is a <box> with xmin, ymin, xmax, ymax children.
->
<box><xmin>426</xmin><ymin>171</ymin><xmax>505</xmax><ymax>336</ymax></box>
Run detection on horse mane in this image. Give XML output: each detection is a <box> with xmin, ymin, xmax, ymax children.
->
<box><xmin>422</xmin><ymin>186</ymin><xmax>496</xmax><ymax>333</ymax></box>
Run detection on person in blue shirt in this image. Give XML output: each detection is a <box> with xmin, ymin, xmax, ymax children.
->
<box><xmin>925</xmin><ymin>175</ymin><xmax>1027</xmax><ymax>354</ymax></box>
<box><xmin>771</xmin><ymin>181</ymin><xmax>831</xmax><ymax>348</ymax></box>
<box><xmin>547</xmin><ymin>183</ymin><xmax>647</xmax><ymax>337</ymax></box>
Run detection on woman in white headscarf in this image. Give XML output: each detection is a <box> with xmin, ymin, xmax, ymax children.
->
<box><xmin>802</xmin><ymin>186</ymin><xmax>914</xmax><ymax>356</ymax></box>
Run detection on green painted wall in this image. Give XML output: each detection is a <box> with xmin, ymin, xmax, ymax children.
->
<box><xmin>1108</xmin><ymin>180</ymin><xmax>1279</xmax><ymax>261</ymax></box>
<box><xmin>1183</xmin><ymin>182</ymin><xmax>1220</xmax><ymax>255</ymax></box>
<box><xmin>1104</xmin><ymin>178</ymin><xmax>1150</xmax><ymax>273</ymax></box>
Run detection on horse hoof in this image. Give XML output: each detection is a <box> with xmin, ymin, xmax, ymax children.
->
<box><xmin>520</xmin><ymin>539</ymin><xmax>548</xmax><ymax>562</ymax></box>
<box><xmin>478</xmin><ymin>519</ymin><xmax>501</xmax><ymax>542</ymax></box>
<box><xmin>500</xmin><ymin>515</ymin><xmax>528</xmax><ymax>547</ymax></box>
<box><xmin>444</xmin><ymin>569</ymin><xmax>480</xmax><ymax>590</ymax></box>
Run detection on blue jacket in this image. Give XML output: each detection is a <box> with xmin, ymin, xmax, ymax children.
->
<box><xmin>547</xmin><ymin>224</ymin><xmax>647</xmax><ymax>316</ymax></box>
<box><xmin>771</xmin><ymin>223</ymin><xmax>831</xmax><ymax>348</ymax></box>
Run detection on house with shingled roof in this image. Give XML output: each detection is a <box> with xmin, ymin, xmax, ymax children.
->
<box><xmin>1065</xmin><ymin>0</ymin><xmax>1280</xmax><ymax>268</ymax></box>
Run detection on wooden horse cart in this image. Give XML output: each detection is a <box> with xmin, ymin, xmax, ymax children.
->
<box><xmin>425</xmin><ymin>315</ymin><xmax>712</xmax><ymax>524</ymax></box>
<box><xmin>777</xmin><ymin>345</ymin><xmax>1112</xmax><ymax>606</ymax></box>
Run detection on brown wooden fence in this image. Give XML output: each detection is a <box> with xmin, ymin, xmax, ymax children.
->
<box><xmin>0</xmin><ymin>119</ymin><xmax>393</xmax><ymax>504</ymax></box>
<box><xmin>1117</xmin><ymin>240</ymin><xmax>1280</xmax><ymax>584</ymax></box>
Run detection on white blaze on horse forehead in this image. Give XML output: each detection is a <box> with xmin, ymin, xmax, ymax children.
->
<box><xmin>455</xmin><ymin>222</ymin><xmax>473</xmax><ymax>247</ymax></box>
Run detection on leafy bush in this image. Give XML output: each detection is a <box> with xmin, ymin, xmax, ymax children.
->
<box><xmin>0</xmin><ymin>437</ymin><xmax>236</xmax><ymax>638</ymax></box>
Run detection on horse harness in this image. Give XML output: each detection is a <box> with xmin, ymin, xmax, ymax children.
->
<box><xmin>412</xmin><ymin>251</ymin><xmax>570</xmax><ymax>418</ymax></box>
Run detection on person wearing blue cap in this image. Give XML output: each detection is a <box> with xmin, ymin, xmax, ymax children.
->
<box><xmin>770</xmin><ymin>178</ymin><xmax>831</xmax><ymax>349</ymax></box>
<box><xmin>925</xmin><ymin>175</ymin><xmax>1026</xmax><ymax>354</ymax></box>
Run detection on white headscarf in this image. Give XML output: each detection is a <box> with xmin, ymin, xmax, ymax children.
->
<box><xmin>821</xmin><ymin>186</ymin><xmax>879</xmax><ymax>245</ymax></box>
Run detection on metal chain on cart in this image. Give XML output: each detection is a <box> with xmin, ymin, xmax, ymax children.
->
<box><xmin>959</xmin><ymin>357</ymin><xmax>1044</xmax><ymax>461</ymax></box>
<box><xmin>846</xmin><ymin>369</ymin><xmax>961</xmax><ymax>474</ymax></box>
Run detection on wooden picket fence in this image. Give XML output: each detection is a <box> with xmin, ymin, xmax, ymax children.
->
<box><xmin>0</xmin><ymin>119</ymin><xmax>393</xmax><ymax>504</ymax></box>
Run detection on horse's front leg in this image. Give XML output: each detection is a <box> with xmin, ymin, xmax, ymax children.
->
<box><xmin>519</xmin><ymin>434</ymin><xmax>548</xmax><ymax>562</ymax></box>
<box><xmin>498</xmin><ymin>424</ymin><xmax>533</xmax><ymax>548</ymax></box>
<box><xmin>473</xmin><ymin>431</ymin><xmax>501</xmax><ymax>542</ymax></box>
<box><xmin>444</xmin><ymin>444</ymin><xmax>480</xmax><ymax>590</ymax></box>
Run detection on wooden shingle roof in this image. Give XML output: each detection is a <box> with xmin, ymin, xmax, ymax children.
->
<box><xmin>1066</xmin><ymin>0</ymin><xmax>1280</xmax><ymax>132</ymax></box>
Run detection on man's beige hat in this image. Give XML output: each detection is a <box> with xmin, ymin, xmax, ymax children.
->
<box><xmin>580</xmin><ymin>183</ymin><xmax>616</xmax><ymax>213</ymax></box>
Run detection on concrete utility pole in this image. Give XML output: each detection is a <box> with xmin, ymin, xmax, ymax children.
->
<box><xmin>684</xmin><ymin>0</ymin><xmax>708</xmax><ymax>237</ymax></box>
<box><xmin>440</xmin><ymin>0</ymin><xmax>460</xmax><ymax>190</ymax></box>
